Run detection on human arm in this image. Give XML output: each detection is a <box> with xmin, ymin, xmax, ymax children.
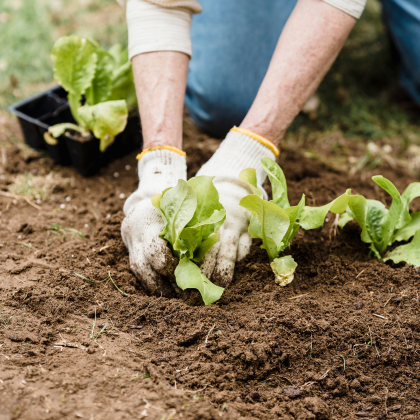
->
<box><xmin>123</xmin><ymin>0</ymin><xmax>366</xmax><ymax>293</ymax></box>
<box><xmin>240</xmin><ymin>0</ymin><xmax>357</xmax><ymax>145</ymax></box>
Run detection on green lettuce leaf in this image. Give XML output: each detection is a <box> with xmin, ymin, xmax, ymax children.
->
<box><xmin>158</xmin><ymin>179</ymin><xmax>197</xmax><ymax>255</ymax></box>
<box><xmin>399</xmin><ymin>182</ymin><xmax>420</xmax><ymax>228</ymax></box>
<box><xmin>187</xmin><ymin>176</ymin><xmax>224</xmax><ymax>231</ymax></box>
<box><xmin>45</xmin><ymin>123</ymin><xmax>88</xmax><ymax>145</ymax></box>
<box><xmin>77</xmin><ymin>100</ymin><xmax>128</xmax><ymax>152</ymax></box>
<box><xmin>384</xmin><ymin>230</ymin><xmax>420</xmax><ymax>266</ymax></box>
<box><xmin>108</xmin><ymin>60</ymin><xmax>137</xmax><ymax>109</ymax></box>
<box><xmin>107</xmin><ymin>45</ymin><xmax>136</xmax><ymax>107</ymax></box>
<box><xmin>239</xmin><ymin>168</ymin><xmax>263</xmax><ymax>198</ymax></box>
<box><xmin>394</xmin><ymin>211</ymin><xmax>420</xmax><ymax>242</ymax></box>
<box><xmin>193</xmin><ymin>233</ymin><xmax>220</xmax><ymax>263</ymax></box>
<box><xmin>337</xmin><ymin>212</ymin><xmax>354</xmax><ymax>229</ymax></box>
<box><xmin>51</xmin><ymin>35</ymin><xmax>98</xmax><ymax>123</ymax></box>
<box><xmin>178</xmin><ymin>209</ymin><xmax>226</xmax><ymax>258</ymax></box>
<box><xmin>299</xmin><ymin>190</ymin><xmax>351</xmax><ymax>230</ymax></box>
<box><xmin>239</xmin><ymin>195</ymin><xmax>290</xmax><ymax>260</ymax></box>
<box><xmin>339</xmin><ymin>176</ymin><xmax>420</xmax><ymax>261</ymax></box>
<box><xmin>108</xmin><ymin>44</ymin><xmax>129</xmax><ymax>67</ymax></box>
<box><xmin>347</xmin><ymin>195</ymin><xmax>372</xmax><ymax>243</ymax></box>
<box><xmin>279</xmin><ymin>194</ymin><xmax>306</xmax><ymax>252</ymax></box>
<box><xmin>261</xmin><ymin>157</ymin><xmax>289</xmax><ymax>208</ymax></box>
<box><xmin>153</xmin><ymin>176</ymin><xmax>227</xmax><ymax>304</ymax></box>
<box><xmin>270</xmin><ymin>255</ymin><xmax>297</xmax><ymax>287</ymax></box>
<box><xmin>372</xmin><ymin>176</ymin><xmax>403</xmax><ymax>251</ymax></box>
<box><xmin>175</xmin><ymin>258</ymin><xmax>224</xmax><ymax>306</ymax></box>
<box><xmin>85</xmin><ymin>47</ymin><xmax>113</xmax><ymax>105</ymax></box>
<box><xmin>365</xmin><ymin>200</ymin><xmax>388</xmax><ymax>255</ymax></box>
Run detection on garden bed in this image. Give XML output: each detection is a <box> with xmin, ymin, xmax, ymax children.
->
<box><xmin>0</xmin><ymin>122</ymin><xmax>419</xmax><ymax>420</ymax></box>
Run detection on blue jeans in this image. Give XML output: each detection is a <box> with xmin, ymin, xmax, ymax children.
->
<box><xmin>381</xmin><ymin>0</ymin><xmax>420</xmax><ymax>106</ymax></box>
<box><xmin>185</xmin><ymin>0</ymin><xmax>420</xmax><ymax>137</ymax></box>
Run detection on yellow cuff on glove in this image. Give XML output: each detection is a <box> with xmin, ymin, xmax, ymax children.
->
<box><xmin>230</xmin><ymin>127</ymin><xmax>279</xmax><ymax>157</ymax></box>
<box><xmin>136</xmin><ymin>145</ymin><xmax>186</xmax><ymax>161</ymax></box>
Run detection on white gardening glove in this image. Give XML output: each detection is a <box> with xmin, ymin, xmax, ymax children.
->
<box><xmin>196</xmin><ymin>128</ymin><xmax>277</xmax><ymax>287</ymax></box>
<box><xmin>121</xmin><ymin>148</ymin><xmax>187</xmax><ymax>296</ymax></box>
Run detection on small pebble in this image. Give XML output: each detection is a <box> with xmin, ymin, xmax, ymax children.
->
<box><xmin>125</xmin><ymin>165</ymin><xmax>131</xmax><ymax>171</ymax></box>
<box><xmin>84</xmin><ymin>224</ymin><xmax>89</xmax><ymax>228</ymax></box>
<box><xmin>283</xmin><ymin>387</ymin><xmax>301</xmax><ymax>399</ymax></box>
<box><xmin>66</xmin><ymin>196</ymin><xmax>71</xmax><ymax>201</ymax></box>
<box><xmin>60</xmin><ymin>204</ymin><xmax>66</xmax><ymax>209</ymax></box>
<box><xmin>71</xmin><ymin>254</ymin><xmax>74</xmax><ymax>258</ymax></box>
<box><xmin>249</xmin><ymin>391</ymin><xmax>260</xmax><ymax>401</ymax></box>
<box><xmin>119</xmin><ymin>193</ymin><xmax>125</xmax><ymax>199</ymax></box>
<box><xmin>106</xmin><ymin>214</ymin><xmax>111</xmax><ymax>219</ymax></box>
<box><xmin>36</xmin><ymin>199</ymin><xmax>42</xmax><ymax>205</ymax></box>
<box><xmin>18</xmin><ymin>235</ymin><xmax>22</xmax><ymax>239</ymax></box>
<box><xmin>114</xmin><ymin>172</ymin><xmax>119</xmax><ymax>178</ymax></box>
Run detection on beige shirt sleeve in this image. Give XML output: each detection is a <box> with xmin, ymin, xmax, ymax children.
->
<box><xmin>322</xmin><ymin>0</ymin><xmax>366</xmax><ymax>19</ymax></box>
<box><xmin>127</xmin><ymin>0</ymin><xmax>366</xmax><ymax>61</ymax></box>
<box><xmin>143</xmin><ymin>0</ymin><xmax>201</xmax><ymax>13</ymax></box>
<box><xmin>127</xmin><ymin>0</ymin><xmax>196</xmax><ymax>59</ymax></box>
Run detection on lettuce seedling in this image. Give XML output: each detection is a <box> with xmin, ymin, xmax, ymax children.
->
<box><xmin>152</xmin><ymin>176</ymin><xmax>226</xmax><ymax>305</ymax></box>
<box><xmin>239</xmin><ymin>158</ymin><xmax>353</xmax><ymax>286</ymax></box>
<box><xmin>46</xmin><ymin>35</ymin><xmax>136</xmax><ymax>152</ymax></box>
<box><xmin>339</xmin><ymin>176</ymin><xmax>420</xmax><ymax>265</ymax></box>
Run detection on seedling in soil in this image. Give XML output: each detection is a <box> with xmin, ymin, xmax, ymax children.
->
<box><xmin>108</xmin><ymin>271</ymin><xmax>129</xmax><ymax>297</ymax></box>
<box><xmin>130</xmin><ymin>372</ymin><xmax>150</xmax><ymax>381</ymax></box>
<box><xmin>47</xmin><ymin>35</ymin><xmax>136</xmax><ymax>151</ymax></box>
<box><xmin>73</xmin><ymin>271</ymin><xmax>128</xmax><ymax>296</ymax></box>
<box><xmin>73</xmin><ymin>272</ymin><xmax>108</xmax><ymax>284</ymax></box>
<box><xmin>0</xmin><ymin>308</ymin><xmax>14</xmax><ymax>328</ymax></box>
<box><xmin>152</xmin><ymin>176</ymin><xmax>226</xmax><ymax>305</ymax></box>
<box><xmin>339</xmin><ymin>176</ymin><xmax>420</xmax><ymax>266</ymax></box>
<box><xmin>8</xmin><ymin>172</ymin><xmax>70</xmax><ymax>202</ymax></box>
<box><xmin>19</xmin><ymin>242</ymin><xmax>36</xmax><ymax>249</ymax></box>
<box><xmin>49</xmin><ymin>223</ymin><xmax>84</xmax><ymax>241</ymax></box>
<box><xmin>239</xmin><ymin>158</ymin><xmax>355</xmax><ymax>286</ymax></box>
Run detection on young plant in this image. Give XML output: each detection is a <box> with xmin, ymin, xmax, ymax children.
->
<box><xmin>45</xmin><ymin>35</ymin><xmax>136</xmax><ymax>151</ymax></box>
<box><xmin>152</xmin><ymin>176</ymin><xmax>226</xmax><ymax>305</ymax></box>
<box><xmin>239</xmin><ymin>157</ymin><xmax>353</xmax><ymax>286</ymax></box>
<box><xmin>339</xmin><ymin>176</ymin><xmax>420</xmax><ymax>266</ymax></box>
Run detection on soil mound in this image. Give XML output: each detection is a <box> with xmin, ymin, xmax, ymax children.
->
<box><xmin>0</xmin><ymin>124</ymin><xmax>419</xmax><ymax>419</ymax></box>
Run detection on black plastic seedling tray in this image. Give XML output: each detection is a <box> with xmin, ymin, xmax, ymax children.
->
<box><xmin>9</xmin><ymin>86</ymin><xmax>142</xmax><ymax>176</ymax></box>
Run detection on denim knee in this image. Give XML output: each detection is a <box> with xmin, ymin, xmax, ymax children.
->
<box><xmin>381</xmin><ymin>0</ymin><xmax>420</xmax><ymax>106</ymax></box>
<box><xmin>185</xmin><ymin>84</ymin><xmax>252</xmax><ymax>138</ymax></box>
<box><xmin>185</xmin><ymin>0</ymin><xmax>297</xmax><ymax>137</ymax></box>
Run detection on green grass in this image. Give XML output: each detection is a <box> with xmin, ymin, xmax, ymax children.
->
<box><xmin>0</xmin><ymin>0</ymin><xmax>127</xmax><ymax>110</ymax></box>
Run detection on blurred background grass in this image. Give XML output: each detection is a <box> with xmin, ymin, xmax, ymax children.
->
<box><xmin>0</xmin><ymin>0</ymin><xmax>419</xmax><ymax>154</ymax></box>
<box><xmin>0</xmin><ymin>0</ymin><xmax>127</xmax><ymax>110</ymax></box>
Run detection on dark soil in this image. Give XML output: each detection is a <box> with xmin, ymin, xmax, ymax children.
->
<box><xmin>0</xmin><ymin>117</ymin><xmax>419</xmax><ymax>420</ymax></box>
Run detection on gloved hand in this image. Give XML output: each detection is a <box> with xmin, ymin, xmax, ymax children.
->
<box><xmin>196</xmin><ymin>128</ymin><xmax>277</xmax><ymax>287</ymax></box>
<box><xmin>121</xmin><ymin>147</ymin><xmax>187</xmax><ymax>296</ymax></box>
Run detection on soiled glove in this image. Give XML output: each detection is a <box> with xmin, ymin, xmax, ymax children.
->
<box><xmin>121</xmin><ymin>148</ymin><xmax>187</xmax><ymax>296</ymax></box>
<box><xmin>196</xmin><ymin>128</ymin><xmax>277</xmax><ymax>287</ymax></box>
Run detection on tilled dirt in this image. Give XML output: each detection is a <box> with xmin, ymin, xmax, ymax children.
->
<box><xmin>0</xmin><ymin>117</ymin><xmax>419</xmax><ymax>420</ymax></box>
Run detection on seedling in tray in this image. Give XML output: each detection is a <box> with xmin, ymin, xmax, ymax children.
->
<box><xmin>45</xmin><ymin>35</ymin><xmax>136</xmax><ymax>152</ymax></box>
<box><xmin>152</xmin><ymin>176</ymin><xmax>226</xmax><ymax>305</ymax></box>
<box><xmin>339</xmin><ymin>176</ymin><xmax>420</xmax><ymax>266</ymax></box>
<box><xmin>239</xmin><ymin>158</ymin><xmax>356</xmax><ymax>286</ymax></box>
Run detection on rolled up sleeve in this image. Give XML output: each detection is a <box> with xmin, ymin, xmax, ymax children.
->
<box><xmin>322</xmin><ymin>0</ymin><xmax>367</xmax><ymax>19</ymax></box>
<box><xmin>127</xmin><ymin>0</ymin><xmax>200</xmax><ymax>59</ymax></box>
